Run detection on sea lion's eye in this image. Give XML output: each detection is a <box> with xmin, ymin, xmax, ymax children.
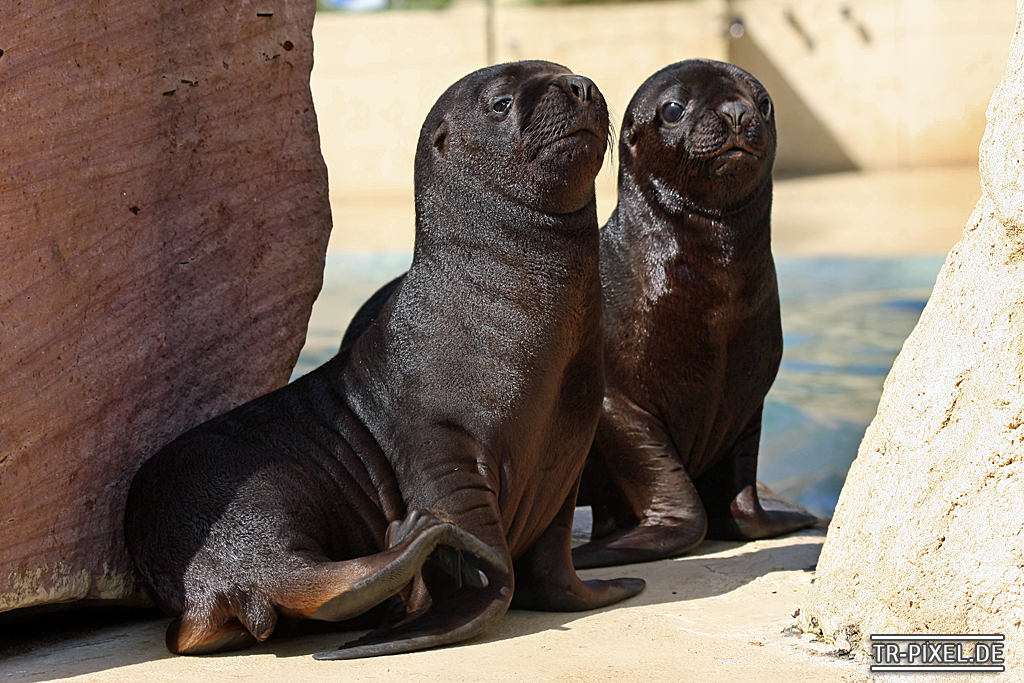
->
<box><xmin>759</xmin><ymin>96</ymin><xmax>772</xmax><ymax>119</ymax></box>
<box><xmin>492</xmin><ymin>96</ymin><xmax>513</xmax><ymax>115</ymax></box>
<box><xmin>661</xmin><ymin>101</ymin><xmax>684</xmax><ymax>124</ymax></box>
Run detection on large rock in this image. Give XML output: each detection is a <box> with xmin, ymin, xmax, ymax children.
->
<box><xmin>0</xmin><ymin>1</ymin><xmax>330</xmax><ymax>613</ymax></box>
<box><xmin>798</xmin><ymin>1</ymin><xmax>1024</xmax><ymax>674</ymax></box>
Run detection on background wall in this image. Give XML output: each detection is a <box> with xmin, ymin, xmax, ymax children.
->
<box><xmin>736</xmin><ymin>0</ymin><xmax>1014</xmax><ymax>173</ymax></box>
<box><xmin>311</xmin><ymin>0</ymin><xmax>1013</xmax><ymax>250</ymax></box>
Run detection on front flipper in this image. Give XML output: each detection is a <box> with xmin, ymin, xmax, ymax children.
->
<box><xmin>513</xmin><ymin>478</ymin><xmax>645</xmax><ymax>611</ymax></box>
<box><xmin>696</xmin><ymin>406</ymin><xmax>818</xmax><ymax>540</ymax></box>
<box><xmin>570</xmin><ymin>519</ymin><xmax>706</xmax><ymax>571</ymax></box>
<box><xmin>572</xmin><ymin>406</ymin><xmax>707</xmax><ymax>569</ymax></box>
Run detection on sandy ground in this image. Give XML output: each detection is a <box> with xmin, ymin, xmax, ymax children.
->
<box><xmin>1</xmin><ymin>529</ymin><xmax>877</xmax><ymax>683</ymax></box>
<box><xmin>327</xmin><ymin>166</ymin><xmax>981</xmax><ymax>256</ymax></box>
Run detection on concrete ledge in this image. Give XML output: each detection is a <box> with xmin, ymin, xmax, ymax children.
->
<box><xmin>328</xmin><ymin>167</ymin><xmax>982</xmax><ymax>254</ymax></box>
<box><xmin>772</xmin><ymin>166</ymin><xmax>982</xmax><ymax>255</ymax></box>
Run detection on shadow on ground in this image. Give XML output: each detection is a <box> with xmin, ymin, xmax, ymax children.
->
<box><xmin>1</xmin><ymin>530</ymin><xmax>823</xmax><ymax>681</ymax></box>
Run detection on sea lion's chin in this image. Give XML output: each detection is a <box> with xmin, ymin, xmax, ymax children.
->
<box><xmin>540</xmin><ymin>189</ymin><xmax>596</xmax><ymax>215</ymax></box>
<box><xmin>507</xmin><ymin>137</ymin><xmax>602</xmax><ymax>214</ymax></box>
<box><xmin>640</xmin><ymin>154</ymin><xmax>765</xmax><ymax>216</ymax></box>
<box><xmin>532</xmin><ymin>162</ymin><xmax>601</xmax><ymax>213</ymax></box>
<box><xmin>671</xmin><ymin>144</ymin><xmax>768</xmax><ymax>207</ymax></box>
<box><xmin>512</xmin><ymin>181</ymin><xmax>595</xmax><ymax>216</ymax></box>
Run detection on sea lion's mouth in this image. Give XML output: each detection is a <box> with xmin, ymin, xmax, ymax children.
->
<box><xmin>695</xmin><ymin>138</ymin><xmax>766</xmax><ymax>180</ymax></box>
<box><xmin>550</xmin><ymin>127</ymin><xmax>603</xmax><ymax>151</ymax></box>
<box><xmin>563</xmin><ymin>116</ymin><xmax>607</xmax><ymax>139</ymax></box>
<box><xmin>713</xmin><ymin>141</ymin><xmax>760</xmax><ymax>159</ymax></box>
<box><xmin>531</xmin><ymin>120</ymin><xmax>607</xmax><ymax>162</ymax></box>
<box><xmin>542</xmin><ymin>116</ymin><xmax>606</xmax><ymax>146</ymax></box>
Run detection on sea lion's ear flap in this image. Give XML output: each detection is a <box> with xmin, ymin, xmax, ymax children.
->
<box><xmin>622</xmin><ymin>121</ymin><xmax>639</xmax><ymax>156</ymax></box>
<box><xmin>432</xmin><ymin>120</ymin><xmax>450</xmax><ymax>155</ymax></box>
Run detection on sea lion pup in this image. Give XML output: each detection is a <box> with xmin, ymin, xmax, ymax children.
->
<box><xmin>124</xmin><ymin>60</ymin><xmax>643</xmax><ymax>661</ymax></box>
<box><xmin>571</xmin><ymin>59</ymin><xmax>817</xmax><ymax>570</ymax></box>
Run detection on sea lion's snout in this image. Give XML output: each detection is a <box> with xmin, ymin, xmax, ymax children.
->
<box><xmin>706</xmin><ymin>94</ymin><xmax>774</xmax><ymax>160</ymax></box>
<box><xmin>500</xmin><ymin>67</ymin><xmax>607</xmax><ymax>212</ymax></box>
<box><xmin>690</xmin><ymin>92</ymin><xmax>769</xmax><ymax>162</ymax></box>
<box><xmin>557</xmin><ymin>74</ymin><xmax>596</xmax><ymax>104</ymax></box>
<box><xmin>716</xmin><ymin>99</ymin><xmax>749</xmax><ymax>132</ymax></box>
<box><xmin>522</xmin><ymin>71</ymin><xmax>608</xmax><ymax>143</ymax></box>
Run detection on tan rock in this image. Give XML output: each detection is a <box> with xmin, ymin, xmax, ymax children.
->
<box><xmin>0</xmin><ymin>1</ymin><xmax>331</xmax><ymax>613</ymax></box>
<box><xmin>798</xmin><ymin>2</ymin><xmax>1024</xmax><ymax>679</ymax></box>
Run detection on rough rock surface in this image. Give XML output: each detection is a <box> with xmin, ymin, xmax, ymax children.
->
<box><xmin>798</xmin><ymin>1</ymin><xmax>1024</xmax><ymax>676</ymax></box>
<box><xmin>0</xmin><ymin>1</ymin><xmax>331</xmax><ymax>612</ymax></box>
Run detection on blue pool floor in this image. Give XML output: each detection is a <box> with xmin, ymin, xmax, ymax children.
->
<box><xmin>295</xmin><ymin>252</ymin><xmax>946</xmax><ymax>520</ymax></box>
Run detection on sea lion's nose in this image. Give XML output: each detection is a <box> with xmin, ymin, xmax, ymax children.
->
<box><xmin>559</xmin><ymin>75</ymin><xmax>595</xmax><ymax>103</ymax></box>
<box><xmin>717</xmin><ymin>100</ymin><xmax>748</xmax><ymax>131</ymax></box>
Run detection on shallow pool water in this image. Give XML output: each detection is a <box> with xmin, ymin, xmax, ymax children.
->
<box><xmin>763</xmin><ymin>255</ymin><xmax>944</xmax><ymax>518</ymax></box>
<box><xmin>295</xmin><ymin>252</ymin><xmax>946</xmax><ymax>520</ymax></box>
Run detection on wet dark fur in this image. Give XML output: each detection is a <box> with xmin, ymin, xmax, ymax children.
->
<box><xmin>572</xmin><ymin>59</ymin><xmax>817</xmax><ymax>570</ymax></box>
<box><xmin>124</xmin><ymin>61</ymin><xmax>642</xmax><ymax>661</ymax></box>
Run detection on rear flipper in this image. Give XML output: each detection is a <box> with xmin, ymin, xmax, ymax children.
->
<box><xmin>280</xmin><ymin>509</ymin><xmax>507</xmax><ymax>622</ymax></box>
<box><xmin>312</xmin><ymin>509</ymin><xmax>513</xmax><ymax>660</ymax></box>
<box><xmin>168</xmin><ymin>586</ymin><xmax>279</xmax><ymax>655</ymax></box>
<box><xmin>316</xmin><ymin>479</ymin><xmax>648</xmax><ymax>659</ymax></box>
<box><xmin>696</xmin><ymin>407</ymin><xmax>818</xmax><ymax>540</ymax></box>
<box><xmin>313</xmin><ymin>551</ymin><xmax>512</xmax><ymax>660</ymax></box>
<box><xmin>513</xmin><ymin>478</ymin><xmax>645</xmax><ymax>611</ymax></box>
<box><xmin>167</xmin><ymin>509</ymin><xmax>505</xmax><ymax>655</ymax></box>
